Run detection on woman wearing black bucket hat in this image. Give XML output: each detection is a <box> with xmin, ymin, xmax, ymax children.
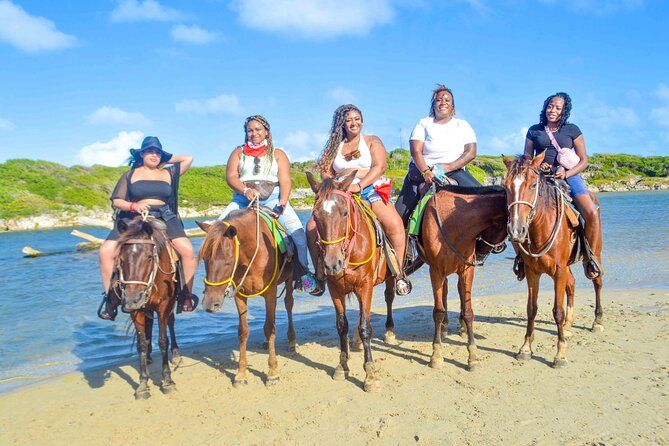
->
<box><xmin>97</xmin><ymin>136</ymin><xmax>199</xmax><ymax>320</ymax></box>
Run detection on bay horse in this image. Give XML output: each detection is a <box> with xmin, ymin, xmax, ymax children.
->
<box><xmin>115</xmin><ymin>216</ymin><xmax>179</xmax><ymax>399</ymax></box>
<box><xmin>197</xmin><ymin>208</ymin><xmax>296</xmax><ymax>387</ymax></box>
<box><xmin>419</xmin><ymin>184</ymin><xmax>508</xmax><ymax>371</ymax></box>
<box><xmin>503</xmin><ymin>153</ymin><xmax>603</xmax><ymax>368</ymax></box>
<box><xmin>306</xmin><ymin>171</ymin><xmax>395</xmax><ymax>392</ymax></box>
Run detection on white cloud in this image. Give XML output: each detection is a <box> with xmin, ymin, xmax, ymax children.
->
<box><xmin>0</xmin><ymin>117</ymin><xmax>15</xmax><ymax>130</ymax></box>
<box><xmin>175</xmin><ymin>94</ymin><xmax>242</xmax><ymax>115</ymax></box>
<box><xmin>651</xmin><ymin>107</ymin><xmax>669</xmax><ymax>127</ymax></box>
<box><xmin>654</xmin><ymin>84</ymin><xmax>669</xmax><ymax>102</ymax></box>
<box><xmin>230</xmin><ymin>0</ymin><xmax>395</xmax><ymax>38</ymax></box>
<box><xmin>87</xmin><ymin>106</ymin><xmax>151</xmax><ymax>127</ymax></box>
<box><xmin>76</xmin><ymin>131</ymin><xmax>144</xmax><ymax>166</ymax></box>
<box><xmin>281</xmin><ymin>130</ymin><xmax>328</xmax><ymax>158</ymax></box>
<box><xmin>581</xmin><ymin>104</ymin><xmax>640</xmax><ymax>129</ymax></box>
<box><xmin>110</xmin><ymin>0</ymin><xmax>184</xmax><ymax>22</ymax></box>
<box><xmin>329</xmin><ymin>87</ymin><xmax>356</xmax><ymax>104</ymax></box>
<box><xmin>171</xmin><ymin>24</ymin><xmax>217</xmax><ymax>44</ymax></box>
<box><xmin>487</xmin><ymin>127</ymin><xmax>528</xmax><ymax>154</ymax></box>
<box><xmin>0</xmin><ymin>1</ymin><xmax>76</xmax><ymax>52</ymax></box>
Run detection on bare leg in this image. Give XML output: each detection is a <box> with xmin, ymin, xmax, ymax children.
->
<box><xmin>573</xmin><ymin>194</ymin><xmax>603</xmax><ymax>279</ymax></box>
<box><xmin>171</xmin><ymin>237</ymin><xmax>196</xmax><ymax>292</ymax></box>
<box><xmin>99</xmin><ymin>240</ymin><xmax>118</xmax><ymax>292</ymax></box>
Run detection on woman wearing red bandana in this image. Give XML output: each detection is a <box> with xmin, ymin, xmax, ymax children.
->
<box><xmin>219</xmin><ymin>115</ymin><xmax>318</xmax><ymax>294</ymax></box>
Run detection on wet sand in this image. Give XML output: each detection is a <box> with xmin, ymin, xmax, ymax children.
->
<box><xmin>1</xmin><ymin>288</ymin><xmax>668</xmax><ymax>445</ymax></box>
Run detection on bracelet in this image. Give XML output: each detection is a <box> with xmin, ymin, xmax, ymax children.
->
<box><xmin>422</xmin><ymin>168</ymin><xmax>431</xmax><ymax>176</ymax></box>
<box><xmin>129</xmin><ymin>202</ymin><xmax>136</xmax><ymax>212</ymax></box>
<box><xmin>357</xmin><ymin>183</ymin><xmax>363</xmax><ymax>192</ymax></box>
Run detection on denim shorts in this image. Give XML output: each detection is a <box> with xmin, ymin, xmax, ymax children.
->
<box><xmin>566</xmin><ymin>174</ymin><xmax>588</xmax><ymax>198</ymax></box>
<box><xmin>360</xmin><ymin>184</ymin><xmax>383</xmax><ymax>204</ymax></box>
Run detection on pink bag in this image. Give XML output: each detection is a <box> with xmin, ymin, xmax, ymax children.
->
<box><xmin>545</xmin><ymin>126</ymin><xmax>580</xmax><ymax>170</ymax></box>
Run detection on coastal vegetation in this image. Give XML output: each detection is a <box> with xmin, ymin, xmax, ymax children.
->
<box><xmin>1</xmin><ymin>152</ymin><xmax>667</xmax><ymax>223</ymax></box>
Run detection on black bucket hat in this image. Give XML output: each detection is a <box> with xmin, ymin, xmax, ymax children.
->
<box><xmin>129</xmin><ymin>136</ymin><xmax>172</xmax><ymax>165</ymax></box>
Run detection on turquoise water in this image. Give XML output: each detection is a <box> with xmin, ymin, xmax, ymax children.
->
<box><xmin>0</xmin><ymin>191</ymin><xmax>667</xmax><ymax>393</ymax></box>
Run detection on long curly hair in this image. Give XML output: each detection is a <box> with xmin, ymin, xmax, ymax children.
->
<box><xmin>539</xmin><ymin>92</ymin><xmax>572</xmax><ymax>129</ymax></box>
<box><xmin>429</xmin><ymin>84</ymin><xmax>456</xmax><ymax>118</ymax></box>
<box><xmin>313</xmin><ymin>104</ymin><xmax>363</xmax><ymax>175</ymax></box>
<box><xmin>240</xmin><ymin>114</ymin><xmax>275</xmax><ymax>175</ymax></box>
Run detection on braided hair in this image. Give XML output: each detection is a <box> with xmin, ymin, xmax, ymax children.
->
<box><xmin>539</xmin><ymin>92</ymin><xmax>572</xmax><ymax>129</ymax></box>
<box><xmin>429</xmin><ymin>84</ymin><xmax>456</xmax><ymax>118</ymax></box>
<box><xmin>241</xmin><ymin>114</ymin><xmax>275</xmax><ymax>175</ymax></box>
<box><xmin>313</xmin><ymin>104</ymin><xmax>363</xmax><ymax>175</ymax></box>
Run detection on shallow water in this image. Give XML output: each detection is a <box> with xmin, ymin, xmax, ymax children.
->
<box><xmin>0</xmin><ymin>190</ymin><xmax>667</xmax><ymax>393</ymax></box>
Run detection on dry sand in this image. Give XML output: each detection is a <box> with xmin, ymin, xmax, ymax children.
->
<box><xmin>1</xmin><ymin>288</ymin><xmax>668</xmax><ymax>445</ymax></box>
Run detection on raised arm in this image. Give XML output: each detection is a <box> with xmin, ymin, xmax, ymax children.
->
<box><xmin>165</xmin><ymin>155</ymin><xmax>193</xmax><ymax>175</ymax></box>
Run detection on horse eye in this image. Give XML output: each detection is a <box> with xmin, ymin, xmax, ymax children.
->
<box><xmin>530</xmin><ymin>183</ymin><xmax>537</xmax><ymax>189</ymax></box>
<box><xmin>341</xmin><ymin>209</ymin><xmax>348</xmax><ymax>217</ymax></box>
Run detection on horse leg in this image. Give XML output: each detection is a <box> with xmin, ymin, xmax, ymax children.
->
<box><xmin>429</xmin><ymin>268</ymin><xmax>447</xmax><ymax>369</ymax></box>
<box><xmin>233</xmin><ymin>296</ymin><xmax>250</xmax><ymax>387</ymax></box>
<box><xmin>132</xmin><ymin>312</ymin><xmax>151</xmax><ymax>399</ymax></box>
<box><xmin>264</xmin><ymin>293</ymin><xmax>280</xmax><ymax>385</ymax></box>
<box><xmin>517</xmin><ymin>270</ymin><xmax>540</xmax><ymax>361</ymax></box>
<box><xmin>592</xmin><ymin>275</ymin><xmax>604</xmax><ymax>332</ymax></box>
<box><xmin>351</xmin><ymin>293</ymin><xmax>363</xmax><ymax>351</ymax></box>
<box><xmin>332</xmin><ymin>295</ymin><xmax>350</xmax><ymax>381</ymax></box>
<box><xmin>383</xmin><ymin>276</ymin><xmax>397</xmax><ymax>344</ymax></box>
<box><xmin>168</xmin><ymin>313</ymin><xmax>182</xmax><ymax>367</ymax></box>
<box><xmin>357</xmin><ymin>285</ymin><xmax>380</xmax><ymax>392</ymax></box>
<box><xmin>158</xmin><ymin>309</ymin><xmax>176</xmax><ymax>393</ymax></box>
<box><xmin>441</xmin><ymin>280</ymin><xmax>450</xmax><ymax>337</ymax></box>
<box><xmin>563</xmin><ymin>268</ymin><xmax>575</xmax><ymax>338</ymax></box>
<box><xmin>144</xmin><ymin>310</ymin><xmax>153</xmax><ymax>364</ymax></box>
<box><xmin>458</xmin><ymin>267</ymin><xmax>480</xmax><ymax>371</ymax></box>
<box><xmin>284</xmin><ymin>280</ymin><xmax>297</xmax><ymax>352</ymax></box>
<box><xmin>552</xmin><ymin>268</ymin><xmax>569</xmax><ymax>368</ymax></box>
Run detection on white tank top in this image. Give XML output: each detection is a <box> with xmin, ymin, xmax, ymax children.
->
<box><xmin>332</xmin><ymin>135</ymin><xmax>373</xmax><ymax>173</ymax></box>
<box><xmin>238</xmin><ymin>151</ymin><xmax>279</xmax><ymax>182</ymax></box>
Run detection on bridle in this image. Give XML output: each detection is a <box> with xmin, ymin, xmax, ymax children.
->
<box><xmin>506</xmin><ymin>166</ymin><xmax>565</xmax><ymax>258</ymax></box>
<box><xmin>117</xmin><ymin>238</ymin><xmax>160</xmax><ymax>309</ymax></box>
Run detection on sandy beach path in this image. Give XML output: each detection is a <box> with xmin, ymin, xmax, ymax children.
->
<box><xmin>1</xmin><ymin>288</ymin><xmax>668</xmax><ymax>445</ymax></box>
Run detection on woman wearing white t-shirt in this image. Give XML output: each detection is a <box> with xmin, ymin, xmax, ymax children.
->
<box><xmin>395</xmin><ymin>85</ymin><xmax>481</xmax><ymax>225</ymax></box>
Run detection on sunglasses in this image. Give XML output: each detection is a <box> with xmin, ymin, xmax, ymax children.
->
<box><xmin>343</xmin><ymin>149</ymin><xmax>361</xmax><ymax>162</ymax></box>
<box><xmin>253</xmin><ymin>157</ymin><xmax>262</xmax><ymax>175</ymax></box>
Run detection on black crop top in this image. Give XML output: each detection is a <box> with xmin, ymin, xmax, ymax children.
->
<box><xmin>128</xmin><ymin>180</ymin><xmax>172</xmax><ymax>202</ymax></box>
<box><xmin>526</xmin><ymin>123</ymin><xmax>582</xmax><ymax>167</ymax></box>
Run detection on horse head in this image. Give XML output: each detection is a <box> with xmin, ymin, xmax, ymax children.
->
<box><xmin>307</xmin><ymin>170</ymin><xmax>357</xmax><ymax>277</ymax></box>
<box><xmin>503</xmin><ymin>152</ymin><xmax>545</xmax><ymax>243</ymax></box>
<box><xmin>197</xmin><ymin>220</ymin><xmax>238</xmax><ymax>313</ymax></box>
<box><xmin>116</xmin><ymin>216</ymin><xmax>168</xmax><ymax>312</ymax></box>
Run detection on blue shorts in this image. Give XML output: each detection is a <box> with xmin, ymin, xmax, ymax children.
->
<box><xmin>566</xmin><ymin>174</ymin><xmax>588</xmax><ymax>198</ymax></box>
<box><xmin>361</xmin><ymin>184</ymin><xmax>383</xmax><ymax>204</ymax></box>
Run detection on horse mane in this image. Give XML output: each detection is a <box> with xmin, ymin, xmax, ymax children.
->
<box><xmin>507</xmin><ymin>155</ymin><xmax>557</xmax><ymax>209</ymax></box>
<box><xmin>438</xmin><ymin>184</ymin><xmax>505</xmax><ymax>195</ymax></box>
<box><xmin>317</xmin><ymin>177</ymin><xmax>337</xmax><ymax>200</ymax></box>
<box><xmin>115</xmin><ymin>217</ymin><xmax>169</xmax><ymax>256</ymax></box>
<box><xmin>198</xmin><ymin>210</ymin><xmax>250</xmax><ymax>263</ymax></box>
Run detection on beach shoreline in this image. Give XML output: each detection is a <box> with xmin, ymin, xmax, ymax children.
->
<box><xmin>2</xmin><ymin>287</ymin><xmax>667</xmax><ymax>445</ymax></box>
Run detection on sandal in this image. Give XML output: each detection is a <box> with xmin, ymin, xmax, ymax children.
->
<box><xmin>513</xmin><ymin>255</ymin><xmax>525</xmax><ymax>282</ymax></box>
<box><xmin>395</xmin><ymin>277</ymin><xmax>412</xmax><ymax>296</ymax></box>
<box><xmin>177</xmin><ymin>290</ymin><xmax>199</xmax><ymax>313</ymax></box>
<box><xmin>583</xmin><ymin>259</ymin><xmax>602</xmax><ymax>280</ymax></box>
<box><xmin>97</xmin><ymin>292</ymin><xmax>117</xmax><ymax>321</ymax></box>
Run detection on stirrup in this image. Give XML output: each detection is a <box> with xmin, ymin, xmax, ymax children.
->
<box><xmin>177</xmin><ymin>290</ymin><xmax>199</xmax><ymax>313</ymax></box>
<box><xmin>513</xmin><ymin>255</ymin><xmax>525</xmax><ymax>282</ymax></box>
<box><xmin>395</xmin><ymin>277</ymin><xmax>412</xmax><ymax>296</ymax></box>
<box><xmin>97</xmin><ymin>292</ymin><xmax>117</xmax><ymax>321</ymax></box>
<box><xmin>583</xmin><ymin>258</ymin><xmax>602</xmax><ymax>280</ymax></box>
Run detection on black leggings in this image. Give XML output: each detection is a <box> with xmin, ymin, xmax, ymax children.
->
<box><xmin>395</xmin><ymin>166</ymin><xmax>481</xmax><ymax>227</ymax></box>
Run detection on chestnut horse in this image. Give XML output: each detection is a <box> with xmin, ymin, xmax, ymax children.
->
<box><xmin>307</xmin><ymin>171</ymin><xmax>395</xmax><ymax>392</ymax></box>
<box><xmin>503</xmin><ymin>154</ymin><xmax>603</xmax><ymax>368</ymax></box>
<box><xmin>197</xmin><ymin>208</ymin><xmax>296</xmax><ymax>387</ymax></box>
<box><xmin>420</xmin><ymin>184</ymin><xmax>508</xmax><ymax>371</ymax></box>
<box><xmin>115</xmin><ymin>216</ymin><xmax>179</xmax><ymax>399</ymax></box>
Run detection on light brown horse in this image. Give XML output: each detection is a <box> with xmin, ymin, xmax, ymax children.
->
<box><xmin>503</xmin><ymin>154</ymin><xmax>603</xmax><ymax>368</ymax></box>
<box><xmin>197</xmin><ymin>208</ymin><xmax>296</xmax><ymax>387</ymax></box>
<box><xmin>419</xmin><ymin>184</ymin><xmax>508</xmax><ymax>370</ymax></box>
<box><xmin>115</xmin><ymin>216</ymin><xmax>179</xmax><ymax>399</ymax></box>
<box><xmin>307</xmin><ymin>171</ymin><xmax>396</xmax><ymax>392</ymax></box>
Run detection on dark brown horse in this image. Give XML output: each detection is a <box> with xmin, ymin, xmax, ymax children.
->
<box><xmin>307</xmin><ymin>171</ymin><xmax>396</xmax><ymax>392</ymax></box>
<box><xmin>115</xmin><ymin>216</ymin><xmax>179</xmax><ymax>399</ymax></box>
<box><xmin>419</xmin><ymin>184</ymin><xmax>508</xmax><ymax>370</ymax></box>
<box><xmin>197</xmin><ymin>208</ymin><xmax>296</xmax><ymax>387</ymax></box>
<box><xmin>503</xmin><ymin>154</ymin><xmax>603</xmax><ymax>368</ymax></box>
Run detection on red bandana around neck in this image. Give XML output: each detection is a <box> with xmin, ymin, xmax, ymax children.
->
<box><xmin>243</xmin><ymin>139</ymin><xmax>268</xmax><ymax>157</ymax></box>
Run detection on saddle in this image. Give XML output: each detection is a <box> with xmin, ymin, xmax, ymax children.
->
<box><xmin>551</xmin><ymin>182</ymin><xmax>598</xmax><ymax>268</ymax></box>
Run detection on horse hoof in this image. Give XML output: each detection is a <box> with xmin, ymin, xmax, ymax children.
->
<box><xmin>332</xmin><ymin>369</ymin><xmax>348</xmax><ymax>381</ymax></box>
<box><xmin>468</xmin><ymin>360</ymin><xmax>481</xmax><ymax>371</ymax></box>
<box><xmin>134</xmin><ymin>389</ymin><xmax>150</xmax><ymax>400</ymax></box>
<box><xmin>363</xmin><ymin>379</ymin><xmax>381</xmax><ymax>393</ymax></box>
<box><xmin>591</xmin><ymin>323</ymin><xmax>604</xmax><ymax>333</ymax></box>
<box><xmin>266</xmin><ymin>375</ymin><xmax>280</xmax><ymax>386</ymax></box>
<box><xmin>288</xmin><ymin>342</ymin><xmax>298</xmax><ymax>353</ymax></box>
<box><xmin>429</xmin><ymin>357</ymin><xmax>444</xmax><ymax>369</ymax></box>
<box><xmin>384</xmin><ymin>332</ymin><xmax>397</xmax><ymax>344</ymax></box>
<box><xmin>161</xmin><ymin>383</ymin><xmax>176</xmax><ymax>394</ymax></box>
<box><xmin>233</xmin><ymin>378</ymin><xmax>248</xmax><ymax>388</ymax></box>
<box><xmin>553</xmin><ymin>358</ymin><xmax>569</xmax><ymax>368</ymax></box>
<box><xmin>516</xmin><ymin>351</ymin><xmax>532</xmax><ymax>361</ymax></box>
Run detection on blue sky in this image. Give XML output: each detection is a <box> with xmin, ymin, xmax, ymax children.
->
<box><xmin>0</xmin><ymin>0</ymin><xmax>667</xmax><ymax>167</ymax></box>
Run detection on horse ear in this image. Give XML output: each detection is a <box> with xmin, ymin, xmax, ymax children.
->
<box><xmin>306</xmin><ymin>171</ymin><xmax>321</xmax><ymax>194</ymax></box>
<box><xmin>502</xmin><ymin>156</ymin><xmax>514</xmax><ymax>169</ymax></box>
<box><xmin>339</xmin><ymin>170</ymin><xmax>357</xmax><ymax>191</ymax></box>
<box><xmin>532</xmin><ymin>151</ymin><xmax>546</xmax><ymax>167</ymax></box>
<box><xmin>223</xmin><ymin>225</ymin><xmax>237</xmax><ymax>238</ymax></box>
<box><xmin>196</xmin><ymin>221</ymin><xmax>211</xmax><ymax>233</ymax></box>
<box><xmin>143</xmin><ymin>221</ymin><xmax>154</xmax><ymax>236</ymax></box>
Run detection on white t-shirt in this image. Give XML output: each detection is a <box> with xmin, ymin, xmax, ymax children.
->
<box><xmin>409</xmin><ymin>117</ymin><xmax>477</xmax><ymax>165</ymax></box>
